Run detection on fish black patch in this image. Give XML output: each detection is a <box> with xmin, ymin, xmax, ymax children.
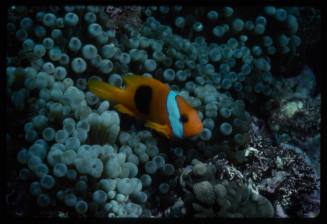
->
<box><xmin>134</xmin><ymin>85</ymin><xmax>152</xmax><ymax>115</ymax></box>
<box><xmin>180</xmin><ymin>114</ymin><xmax>188</xmax><ymax>123</ymax></box>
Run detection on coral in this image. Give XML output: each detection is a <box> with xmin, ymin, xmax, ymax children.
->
<box><xmin>104</xmin><ymin>6</ymin><xmax>143</xmax><ymax>31</ymax></box>
<box><xmin>266</xmin><ymin>66</ymin><xmax>320</xmax><ymax>176</ymax></box>
<box><xmin>178</xmin><ymin>158</ymin><xmax>274</xmax><ymax>217</ymax></box>
<box><xmin>238</xmin><ymin>116</ymin><xmax>320</xmax><ymax>216</ymax></box>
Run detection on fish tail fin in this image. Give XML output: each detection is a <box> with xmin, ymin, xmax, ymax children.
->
<box><xmin>88</xmin><ymin>79</ymin><xmax>126</xmax><ymax>103</ymax></box>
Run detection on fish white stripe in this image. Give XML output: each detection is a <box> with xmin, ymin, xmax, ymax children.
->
<box><xmin>167</xmin><ymin>91</ymin><xmax>183</xmax><ymax>138</ymax></box>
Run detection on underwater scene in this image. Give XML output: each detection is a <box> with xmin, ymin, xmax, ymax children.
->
<box><xmin>5</xmin><ymin>5</ymin><xmax>321</xmax><ymax>218</ymax></box>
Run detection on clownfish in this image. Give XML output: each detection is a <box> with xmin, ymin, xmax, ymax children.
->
<box><xmin>88</xmin><ymin>75</ymin><xmax>203</xmax><ymax>139</ymax></box>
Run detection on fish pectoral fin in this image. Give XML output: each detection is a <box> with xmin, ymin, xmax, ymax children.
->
<box><xmin>144</xmin><ymin>121</ymin><xmax>170</xmax><ymax>138</ymax></box>
<box><xmin>114</xmin><ymin>104</ymin><xmax>136</xmax><ymax>117</ymax></box>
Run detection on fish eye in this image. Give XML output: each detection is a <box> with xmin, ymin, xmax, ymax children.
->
<box><xmin>180</xmin><ymin>114</ymin><xmax>188</xmax><ymax>123</ymax></box>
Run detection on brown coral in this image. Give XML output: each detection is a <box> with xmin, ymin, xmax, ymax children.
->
<box><xmin>104</xmin><ymin>6</ymin><xmax>143</xmax><ymax>31</ymax></box>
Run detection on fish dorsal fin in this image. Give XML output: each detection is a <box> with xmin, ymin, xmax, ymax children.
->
<box><xmin>123</xmin><ymin>75</ymin><xmax>162</xmax><ymax>88</ymax></box>
<box><xmin>123</xmin><ymin>75</ymin><xmax>152</xmax><ymax>86</ymax></box>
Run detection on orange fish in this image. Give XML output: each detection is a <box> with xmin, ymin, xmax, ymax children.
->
<box><xmin>88</xmin><ymin>75</ymin><xmax>203</xmax><ymax>139</ymax></box>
